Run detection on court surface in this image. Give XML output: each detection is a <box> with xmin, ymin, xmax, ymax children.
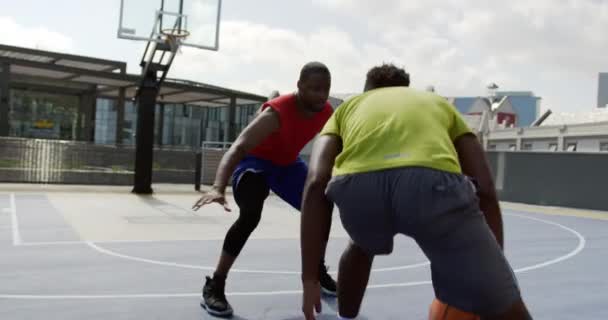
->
<box><xmin>0</xmin><ymin>185</ymin><xmax>606</xmax><ymax>319</ymax></box>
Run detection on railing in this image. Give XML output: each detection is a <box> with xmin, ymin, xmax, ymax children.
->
<box><xmin>0</xmin><ymin>136</ymin><xmax>200</xmax><ymax>185</ymax></box>
<box><xmin>196</xmin><ymin>141</ymin><xmax>232</xmax><ymax>189</ymax></box>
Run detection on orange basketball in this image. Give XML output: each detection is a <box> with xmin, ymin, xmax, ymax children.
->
<box><xmin>428</xmin><ymin>299</ymin><xmax>480</xmax><ymax>320</ymax></box>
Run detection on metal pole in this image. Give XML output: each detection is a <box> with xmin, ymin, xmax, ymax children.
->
<box><xmin>178</xmin><ymin>0</ymin><xmax>184</xmax><ymax>32</ymax></box>
<box><xmin>194</xmin><ymin>151</ymin><xmax>201</xmax><ymax>191</ymax></box>
<box><xmin>132</xmin><ymin>69</ymin><xmax>158</xmax><ymax>194</ymax></box>
<box><xmin>0</xmin><ymin>62</ymin><xmax>10</xmax><ymax>136</ymax></box>
<box><xmin>201</xmin><ymin>141</ymin><xmax>206</xmax><ymax>186</ymax></box>
<box><xmin>214</xmin><ymin>0</ymin><xmax>222</xmax><ymax>50</ymax></box>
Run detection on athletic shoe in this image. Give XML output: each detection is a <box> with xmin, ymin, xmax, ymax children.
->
<box><xmin>319</xmin><ymin>263</ymin><xmax>337</xmax><ymax>296</ymax></box>
<box><xmin>201</xmin><ymin>275</ymin><xmax>233</xmax><ymax>318</ymax></box>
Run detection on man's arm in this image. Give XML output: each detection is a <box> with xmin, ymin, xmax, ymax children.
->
<box><xmin>454</xmin><ymin>134</ymin><xmax>504</xmax><ymax>249</ymax></box>
<box><xmin>212</xmin><ymin>108</ymin><xmax>280</xmax><ymax>194</ymax></box>
<box><xmin>300</xmin><ymin>135</ymin><xmax>342</xmax><ymax>281</ymax></box>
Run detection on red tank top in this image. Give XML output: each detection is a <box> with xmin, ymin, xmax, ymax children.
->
<box><xmin>249</xmin><ymin>93</ymin><xmax>333</xmax><ymax>165</ymax></box>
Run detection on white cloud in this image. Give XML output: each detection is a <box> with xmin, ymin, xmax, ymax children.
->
<box><xmin>170</xmin><ymin>21</ymin><xmax>375</xmax><ymax>96</ymax></box>
<box><xmin>0</xmin><ymin>17</ymin><xmax>74</xmax><ymax>52</ymax></box>
<box><xmin>169</xmin><ymin>18</ymin><xmax>487</xmax><ymax>98</ymax></box>
<box><xmin>0</xmin><ymin>0</ymin><xmax>590</xmax><ymax>112</ymax></box>
<box><xmin>171</xmin><ymin>1</ymin><xmax>607</xmax><ymax>103</ymax></box>
<box><xmin>308</xmin><ymin>0</ymin><xmax>608</xmax><ymax>111</ymax></box>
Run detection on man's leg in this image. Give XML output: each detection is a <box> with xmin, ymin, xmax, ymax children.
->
<box><xmin>482</xmin><ymin>300</ymin><xmax>532</xmax><ymax>320</ymax></box>
<box><xmin>414</xmin><ymin>171</ymin><xmax>531</xmax><ymax>319</ymax></box>
<box><xmin>268</xmin><ymin>158</ymin><xmax>337</xmax><ymax>295</ymax></box>
<box><xmin>214</xmin><ymin>172</ymin><xmax>269</xmax><ymax>275</ymax></box>
<box><xmin>202</xmin><ymin>171</ymin><xmax>269</xmax><ymax>317</ymax></box>
<box><xmin>337</xmin><ymin>242</ymin><xmax>374</xmax><ymax>318</ymax></box>
<box><xmin>325</xmin><ymin>171</ymin><xmax>395</xmax><ymax>318</ymax></box>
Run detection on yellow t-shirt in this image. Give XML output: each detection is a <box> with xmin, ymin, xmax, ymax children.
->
<box><xmin>320</xmin><ymin>87</ymin><xmax>472</xmax><ymax>176</ymax></box>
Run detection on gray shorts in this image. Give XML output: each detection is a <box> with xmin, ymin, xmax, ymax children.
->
<box><xmin>326</xmin><ymin>167</ymin><xmax>521</xmax><ymax>315</ymax></box>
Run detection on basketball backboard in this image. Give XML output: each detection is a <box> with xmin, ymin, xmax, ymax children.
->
<box><xmin>117</xmin><ymin>0</ymin><xmax>222</xmax><ymax>51</ymax></box>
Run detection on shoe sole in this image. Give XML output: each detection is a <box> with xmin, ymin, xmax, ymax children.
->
<box><xmin>200</xmin><ymin>299</ymin><xmax>234</xmax><ymax>318</ymax></box>
<box><xmin>321</xmin><ymin>286</ymin><xmax>337</xmax><ymax>297</ymax></box>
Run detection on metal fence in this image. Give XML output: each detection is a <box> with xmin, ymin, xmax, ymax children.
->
<box><xmin>200</xmin><ymin>141</ymin><xmax>232</xmax><ymax>186</ymax></box>
<box><xmin>0</xmin><ymin>137</ymin><xmax>199</xmax><ymax>185</ymax></box>
<box><xmin>3</xmin><ymin>136</ymin><xmax>606</xmax><ymax>212</ymax></box>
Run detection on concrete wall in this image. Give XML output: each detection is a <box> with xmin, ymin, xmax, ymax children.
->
<box><xmin>484</xmin><ymin>121</ymin><xmax>608</xmax><ymax>153</ymax></box>
<box><xmin>488</xmin><ymin>139</ymin><xmax>517</xmax><ymax>151</ymax></box>
<box><xmin>521</xmin><ymin>138</ymin><xmax>558</xmax><ymax>151</ymax></box>
<box><xmin>487</xmin><ymin>151</ymin><xmax>608</xmax><ymax>211</ymax></box>
<box><xmin>563</xmin><ymin>137</ymin><xmax>606</xmax><ymax>152</ymax></box>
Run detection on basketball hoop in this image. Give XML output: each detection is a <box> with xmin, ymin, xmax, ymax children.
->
<box><xmin>161</xmin><ymin>28</ymin><xmax>190</xmax><ymax>52</ymax></box>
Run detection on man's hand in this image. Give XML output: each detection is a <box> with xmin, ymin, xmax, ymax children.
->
<box><xmin>192</xmin><ymin>187</ymin><xmax>231</xmax><ymax>212</ymax></box>
<box><xmin>302</xmin><ymin>279</ymin><xmax>322</xmax><ymax>320</ymax></box>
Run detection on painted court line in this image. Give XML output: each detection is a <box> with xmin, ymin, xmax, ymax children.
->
<box><xmin>502</xmin><ymin>202</ymin><xmax>608</xmax><ymax>221</ymax></box>
<box><xmin>85</xmin><ymin>212</ymin><xmax>583</xmax><ymax>275</ymax></box>
<box><xmin>507</xmin><ymin>213</ymin><xmax>586</xmax><ymax>273</ymax></box>
<box><xmin>0</xmin><ymin>212</ymin><xmax>586</xmax><ymax>299</ymax></box>
<box><xmin>0</xmin><ymin>281</ymin><xmax>437</xmax><ymax>300</ymax></box>
<box><xmin>86</xmin><ymin>241</ymin><xmax>429</xmax><ymax>275</ymax></box>
<box><xmin>10</xmin><ymin>193</ymin><xmax>21</xmax><ymax>246</ymax></box>
<box><xmin>19</xmin><ymin>241</ymin><xmax>86</xmax><ymax>247</ymax></box>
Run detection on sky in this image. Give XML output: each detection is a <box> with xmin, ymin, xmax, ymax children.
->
<box><xmin>0</xmin><ymin>0</ymin><xmax>607</xmax><ymax>113</ymax></box>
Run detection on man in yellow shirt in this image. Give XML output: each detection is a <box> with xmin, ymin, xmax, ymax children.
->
<box><xmin>299</xmin><ymin>64</ymin><xmax>532</xmax><ymax>320</ymax></box>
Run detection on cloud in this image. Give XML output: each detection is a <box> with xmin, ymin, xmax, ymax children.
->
<box><xmin>169</xmin><ymin>19</ymin><xmax>477</xmax><ymax>97</ymax></box>
<box><xmin>0</xmin><ymin>16</ymin><xmax>74</xmax><ymax>52</ymax></box>
<box><xmin>170</xmin><ymin>20</ymin><xmax>374</xmax><ymax>96</ymax></box>
<box><xmin>155</xmin><ymin>1</ymin><xmax>608</xmax><ymax>112</ymax></box>
<box><xmin>308</xmin><ymin>0</ymin><xmax>608</xmax><ymax>110</ymax></box>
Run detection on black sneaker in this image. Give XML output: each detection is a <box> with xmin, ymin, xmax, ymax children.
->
<box><xmin>319</xmin><ymin>263</ymin><xmax>337</xmax><ymax>296</ymax></box>
<box><xmin>201</xmin><ymin>276</ymin><xmax>233</xmax><ymax>318</ymax></box>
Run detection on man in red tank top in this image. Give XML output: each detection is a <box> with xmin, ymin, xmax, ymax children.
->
<box><xmin>193</xmin><ymin>62</ymin><xmax>336</xmax><ymax>317</ymax></box>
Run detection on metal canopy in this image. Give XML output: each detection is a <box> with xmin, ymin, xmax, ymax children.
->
<box><xmin>0</xmin><ymin>44</ymin><xmax>265</xmax><ymax>107</ymax></box>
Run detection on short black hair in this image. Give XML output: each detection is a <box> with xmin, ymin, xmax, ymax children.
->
<box><xmin>365</xmin><ymin>63</ymin><xmax>410</xmax><ymax>90</ymax></box>
<box><xmin>299</xmin><ymin>61</ymin><xmax>331</xmax><ymax>81</ymax></box>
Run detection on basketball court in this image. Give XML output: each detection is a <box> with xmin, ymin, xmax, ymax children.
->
<box><xmin>1</xmin><ymin>1</ymin><xmax>606</xmax><ymax>319</ymax></box>
<box><xmin>0</xmin><ymin>185</ymin><xmax>606</xmax><ymax>319</ymax></box>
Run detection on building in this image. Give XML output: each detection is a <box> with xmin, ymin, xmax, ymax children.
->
<box><xmin>473</xmin><ymin>108</ymin><xmax>608</xmax><ymax>153</ymax></box>
<box><xmin>0</xmin><ymin>44</ymin><xmax>267</xmax><ymax>149</ymax></box>
<box><xmin>448</xmin><ymin>91</ymin><xmax>541</xmax><ymax>127</ymax></box>
<box><xmin>598</xmin><ymin>72</ymin><xmax>608</xmax><ymax>108</ymax></box>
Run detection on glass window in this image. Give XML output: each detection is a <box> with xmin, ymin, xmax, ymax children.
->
<box><xmin>94</xmin><ymin>98</ymin><xmax>117</xmax><ymax>144</ymax></box>
<box><xmin>548</xmin><ymin>143</ymin><xmax>558</xmax><ymax>151</ymax></box>
<box><xmin>565</xmin><ymin>143</ymin><xmax>577</xmax><ymax>152</ymax></box>
<box><xmin>9</xmin><ymin>89</ymin><xmax>79</xmax><ymax>141</ymax></box>
<box><xmin>123</xmin><ymin>101</ymin><xmax>137</xmax><ymax>145</ymax></box>
<box><xmin>600</xmin><ymin>142</ymin><xmax>608</xmax><ymax>152</ymax></box>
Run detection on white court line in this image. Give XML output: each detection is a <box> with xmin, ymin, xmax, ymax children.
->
<box><xmin>86</xmin><ymin>241</ymin><xmax>429</xmax><ymax>275</ymax></box>
<box><xmin>0</xmin><ymin>281</ymin><xmax>437</xmax><ymax>299</ymax></box>
<box><xmin>0</xmin><ymin>212</ymin><xmax>586</xmax><ymax>299</ymax></box>
<box><xmin>85</xmin><ymin>212</ymin><xmax>583</xmax><ymax>275</ymax></box>
<box><xmin>19</xmin><ymin>241</ymin><xmax>86</xmax><ymax>247</ymax></box>
<box><xmin>508</xmin><ymin>213</ymin><xmax>586</xmax><ymax>273</ymax></box>
<box><xmin>9</xmin><ymin>193</ymin><xmax>21</xmax><ymax>246</ymax></box>
<box><xmin>18</xmin><ymin>235</ymin><xmax>351</xmax><ymax>247</ymax></box>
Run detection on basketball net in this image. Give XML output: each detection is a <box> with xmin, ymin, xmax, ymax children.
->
<box><xmin>162</xmin><ymin>29</ymin><xmax>190</xmax><ymax>55</ymax></box>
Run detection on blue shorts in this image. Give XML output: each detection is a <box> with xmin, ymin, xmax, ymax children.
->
<box><xmin>232</xmin><ymin>156</ymin><xmax>308</xmax><ymax>210</ymax></box>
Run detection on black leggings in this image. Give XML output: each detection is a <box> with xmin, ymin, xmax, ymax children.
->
<box><xmin>222</xmin><ymin>171</ymin><xmax>330</xmax><ymax>262</ymax></box>
<box><xmin>222</xmin><ymin>172</ymin><xmax>269</xmax><ymax>257</ymax></box>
